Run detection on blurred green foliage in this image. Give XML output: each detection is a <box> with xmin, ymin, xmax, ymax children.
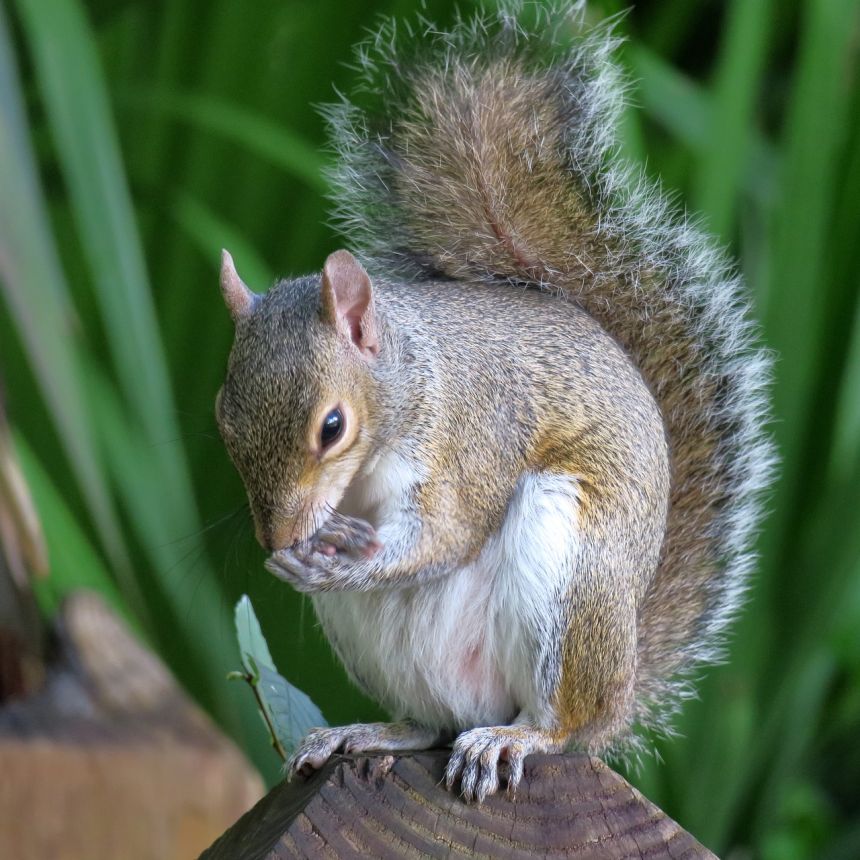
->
<box><xmin>1</xmin><ymin>0</ymin><xmax>859</xmax><ymax>855</ymax></box>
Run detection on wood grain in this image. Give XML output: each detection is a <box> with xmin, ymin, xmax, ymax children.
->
<box><xmin>201</xmin><ymin>751</ymin><xmax>716</xmax><ymax>859</ymax></box>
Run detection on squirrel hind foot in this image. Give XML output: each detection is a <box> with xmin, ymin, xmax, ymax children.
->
<box><xmin>444</xmin><ymin>722</ymin><xmax>569</xmax><ymax>804</ymax></box>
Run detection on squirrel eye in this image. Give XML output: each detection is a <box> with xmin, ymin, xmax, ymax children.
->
<box><xmin>320</xmin><ymin>407</ymin><xmax>344</xmax><ymax>449</ymax></box>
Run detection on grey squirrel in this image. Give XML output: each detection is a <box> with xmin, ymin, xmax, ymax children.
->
<box><xmin>215</xmin><ymin>1</ymin><xmax>774</xmax><ymax>802</ymax></box>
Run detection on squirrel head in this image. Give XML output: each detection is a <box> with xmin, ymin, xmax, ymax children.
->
<box><xmin>216</xmin><ymin>249</ymin><xmax>380</xmax><ymax>551</ymax></box>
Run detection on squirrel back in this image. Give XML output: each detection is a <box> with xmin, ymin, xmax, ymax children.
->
<box><xmin>323</xmin><ymin>1</ymin><xmax>775</xmax><ymax>733</ymax></box>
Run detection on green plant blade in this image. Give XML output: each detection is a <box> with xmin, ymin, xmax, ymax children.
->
<box><xmin>14</xmin><ymin>0</ymin><xmax>179</xmax><ymax>456</ymax></box>
<box><xmin>122</xmin><ymin>88</ymin><xmax>328</xmax><ymax>193</ymax></box>
<box><xmin>691</xmin><ymin>0</ymin><xmax>774</xmax><ymax>241</ymax></box>
<box><xmin>10</xmin><ymin>0</ymin><xmax>274</xmax><ymax>755</ymax></box>
<box><xmin>0</xmin><ymin>1</ymin><xmax>131</xmax><ymax>587</ymax></box>
<box><xmin>630</xmin><ymin>45</ymin><xmax>778</xmax><ymax>210</ymax></box>
<box><xmin>759</xmin><ymin>0</ymin><xmax>857</xmax><ymax>478</ymax></box>
<box><xmin>170</xmin><ymin>190</ymin><xmax>274</xmax><ymax>292</ymax></box>
<box><xmin>12</xmin><ymin>431</ymin><xmax>128</xmax><ymax>625</ymax></box>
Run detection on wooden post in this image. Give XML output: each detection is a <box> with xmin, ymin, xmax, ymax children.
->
<box><xmin>0</xmin><ymin>592</ymin><xmax>264</xmax><ymax>860</ymax></box>
<box><xmin>201</xmin><ymin>750</ymin><xmax>716</xmax><ymax>859</ymax></box>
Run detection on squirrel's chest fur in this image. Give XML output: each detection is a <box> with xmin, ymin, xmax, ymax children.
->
<box><xmin>311</xmin><ymin>456</ymin><xmax>581</xmax><ymax>730</ymax></box>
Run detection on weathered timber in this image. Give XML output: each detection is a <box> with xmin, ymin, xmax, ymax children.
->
<box><xmin>0</xmin><ymin>592</ymin><xmax>263</xmax><ymax>860</ymax></box>
<box><xmin>201</xmin><ymin>750</ymin><xmax>716</xmax><ymax>859</ymax></box>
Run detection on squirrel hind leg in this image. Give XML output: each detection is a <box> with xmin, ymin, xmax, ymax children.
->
<box><xmin>554</xmin><ymin>590</ymin><xmax>640</xmax><ymax>757</ymax></box>
<box><xmin>287</xmin><ymin>720</ymin><xmax>444</xmax><ymax>779</ymax></box>
<box><xmin>444</xmin><ymin>717</ymin><xmax>571</xmax><ymax>803</ymax></box>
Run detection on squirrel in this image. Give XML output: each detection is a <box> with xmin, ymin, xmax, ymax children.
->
<box><xmin>215</xmin><ymin>1</ymin><xmax>774</xmax><ymax>802</ymax></box>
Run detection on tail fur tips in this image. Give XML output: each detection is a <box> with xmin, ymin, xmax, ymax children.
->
<box><xmin>324</xmin><ymin>2</ymin><xmax>776</xmax><ymax>737</ymax></box>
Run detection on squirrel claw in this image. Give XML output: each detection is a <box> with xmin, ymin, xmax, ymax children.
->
<box><xmin>444</xmin><ymin>724</ymin><xmax>560</xmax><ymax>803</ymax></box>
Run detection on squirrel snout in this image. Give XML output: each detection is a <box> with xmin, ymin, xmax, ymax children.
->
<box><xmin>255</xmin><ymin>520</ymin><xmax>302</xmax><ymax>553</ymax></box>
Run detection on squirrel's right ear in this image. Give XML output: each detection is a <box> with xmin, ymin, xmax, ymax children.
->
<box><xmin>320</xmin><ymin>250</ymin><xmax>379</xmax><ymax>359</ymax></box>
<box><xmin>220</xmin><ymin>250</ymin><xmax>258</xmax><ymax>321</ymax></box>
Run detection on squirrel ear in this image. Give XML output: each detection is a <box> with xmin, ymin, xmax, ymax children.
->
<box><xmin>320</xmin><ymin>250</ymin><xmax>379</xmax><ymax>358</ymax></box>
<box><xmin>220</xmin><ymin>249</ymin><xmax>257</xmax><ymax>321</ymax></box>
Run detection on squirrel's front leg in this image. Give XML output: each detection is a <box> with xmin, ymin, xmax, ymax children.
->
<box><xmin>265</xmin><ymin>514</ymin><xmax>383</xmax><ymax>593</ymax></box>
<box><xmin>288</xmin><ymin>721</ymin><xmax>447</xmax><ymax>779</ymax></box>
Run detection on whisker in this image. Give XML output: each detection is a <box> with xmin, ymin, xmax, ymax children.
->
<box><xmin>157</xmin><ymin>503</ymin><xmax>248</xmax><ymax>550</ymax></box>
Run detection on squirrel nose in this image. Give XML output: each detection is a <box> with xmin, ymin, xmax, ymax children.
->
<box><xmin>255</xmin><ymin>519</ymin><xmax>300</xmax><ymax>552</ymax></box>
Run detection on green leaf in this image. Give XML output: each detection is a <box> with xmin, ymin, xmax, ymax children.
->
<box><xmin>11</xmin><ymin>0</ymin><xmax>258</xmax><ymax>735</ymax></box>
<box><xmin>234</xmin><ymin>595</ymin><xmax>327</xmax><ymax>757</ymax></box>
<box><xmin>235</xmin><ymin>594</ymin><xmax>278</xmax><ymax>675</ymax></box>
<box><xmin>257</xmin><ymin>663</ymin><xmax>328</xmax><ymax>757</ymax></box>
<box><xmin>759</xmin><ymin>0</ymin><xmax>858</xmax><ymax>456</ymax></box>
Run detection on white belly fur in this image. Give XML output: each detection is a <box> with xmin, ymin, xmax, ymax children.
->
<box><xmin>312</xmin><ymin>456</ymin><xmax>581</xmax><ymax>731</ymax></box>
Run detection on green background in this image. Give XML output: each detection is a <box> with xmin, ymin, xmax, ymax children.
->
<box><xmin>1</xmin><ymin>0</ymin><xmax>859</xmax><ymax>856</ymax></box>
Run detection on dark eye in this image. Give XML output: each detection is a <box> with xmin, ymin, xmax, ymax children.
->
<box><xmin>320</xmin><ymin>407</ymin><xmax>344</xmax><ymax>448</ymax></box>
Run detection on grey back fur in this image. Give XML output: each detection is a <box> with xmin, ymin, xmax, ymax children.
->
<box><xmin>322</xmin><ymin>0</ymin><xmax>776</xmax><ymax>737</ymax></box>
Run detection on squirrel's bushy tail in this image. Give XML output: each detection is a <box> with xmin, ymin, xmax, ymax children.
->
<box><xmin>324</xmin><ymin>1</ymin><xmax>775</xmax><ymax>740</ymax></box>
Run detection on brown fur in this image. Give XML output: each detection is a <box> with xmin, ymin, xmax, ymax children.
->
<box><xmin>324</xmin><ymin>4</ymin><xmax>774</xmax><ymax>740</ymax></box>
<box><xmin>217</xmin><ymin>4</ymin><xmax>773</xmax><ymax>789</ymax></box>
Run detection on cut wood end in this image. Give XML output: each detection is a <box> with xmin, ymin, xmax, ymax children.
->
<box><xmin>201</xmin><ymin>750</ymin><xmax>717</xmax><ymax>859</ymax></box>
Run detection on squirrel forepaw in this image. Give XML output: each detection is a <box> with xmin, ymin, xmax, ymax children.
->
<box><xmin>265</xmin><ymin>515</ymin><xmax>382</xmax><ymax>593</ymax></box>
<box><xmin>266</xmin><ymin>543</ymin><xmax>382</xmax><ymax>594</ymax></box>
<box><xmin>315</xmin><ymin>514</ymin><xmax>382</xmax><ymax>559</ymax></box>
<box><xmin>265</xmin><ymin>545</ymin><xmax>339</xmax><ymax>592</ymax></box>
<box><xmin>287</xmin><ymin>721</ymin><xmax>442</xmax><ymax>779</ymax></box>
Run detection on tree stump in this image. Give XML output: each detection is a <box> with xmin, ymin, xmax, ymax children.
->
<box><xmin>201</xmin><ymin>750</ymin><xmax>715</xmax><ymax>859</ymax></box>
